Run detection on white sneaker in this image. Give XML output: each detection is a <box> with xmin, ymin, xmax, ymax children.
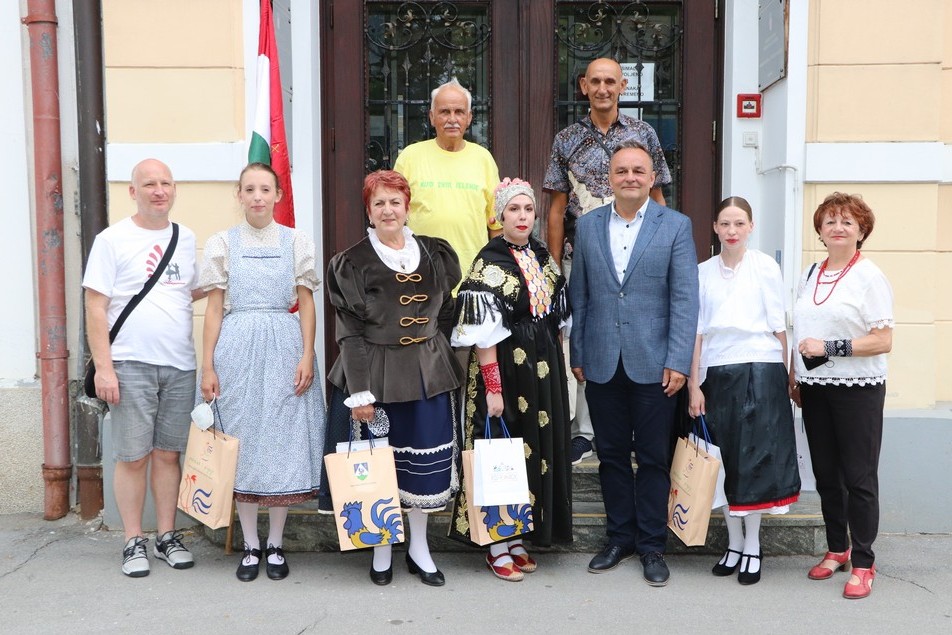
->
<box><xmin>122</xmin><ymin>536</ymin><xmax>150</xmax><ymax>578</ymax></box>
<box><xmin>154</xmin><ymin>531</ymin><xmax>194</xmax><ymax>569</ymax></box>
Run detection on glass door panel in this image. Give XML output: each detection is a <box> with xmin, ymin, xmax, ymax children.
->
<box><xmin>555</xmin><ymin>1</ymin><xmax>683</xmax><ymax>209</ymax></box>
<box><xmin>365</xmin><ymin>1</ymin><xmax>492</xmax><ymax>172</ymax></box>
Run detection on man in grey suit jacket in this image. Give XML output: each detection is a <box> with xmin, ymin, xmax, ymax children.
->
<box><xmin>568</xmin><ymin>140</ymin><xmax>699</xmax><ymax>586</ymax></box>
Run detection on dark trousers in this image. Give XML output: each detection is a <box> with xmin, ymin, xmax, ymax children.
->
<box><xmin>586</xmin><ymin>360</ymin><xmax>675</xmax><ymax>554</ymax></box>
<box><xmin>800</xmin><ymin>382</ymin><xmax>885</xmax><ymax>568</ymax></box>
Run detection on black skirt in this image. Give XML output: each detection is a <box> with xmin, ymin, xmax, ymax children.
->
<box><xmin>701</xmin><ymin>362</ymin><xmax>800</xmax><ymax>511</ymax></box>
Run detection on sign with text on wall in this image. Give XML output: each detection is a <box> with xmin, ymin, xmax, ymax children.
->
<box><xmin>619</xmin><ymin>62</ymin><xmax>655</xmax><ymax>121</ymax></box>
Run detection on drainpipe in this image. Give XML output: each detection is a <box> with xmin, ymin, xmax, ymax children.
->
<box><xmin>73</xmin><ymin>0</ymin><xmax>107</xmax><ymax>519</ymax></box>
<box><xmin>23</xmin><ymin>0</ymin><xmax>72</xmax><ymax>520</ymax></box>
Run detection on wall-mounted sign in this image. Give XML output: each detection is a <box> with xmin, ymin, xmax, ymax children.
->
<box><xmin>759</xmin><ymin>0</ymin><xmax>788</xmax><ymax>91</ymax></box>
<box><xmin>737</xmin><ymin>93</ymin><xmax>762</xmax><ymax>118</ymax></box>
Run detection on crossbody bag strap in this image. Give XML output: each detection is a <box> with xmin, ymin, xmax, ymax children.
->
<box><xmin>107</xmin><ymin>222</ymin><xmax>179</xmax><ymax>343</ymax></box>
<box><xmin>579</xmin><ymin>119</ymin><xmax>615</xmax><ymax>160</ymax></box>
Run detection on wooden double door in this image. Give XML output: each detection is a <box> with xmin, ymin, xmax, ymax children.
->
<box><xmin>322</xmin><ymin>0</ymin><xmax>721</xmax><ymax>258</ymax></box>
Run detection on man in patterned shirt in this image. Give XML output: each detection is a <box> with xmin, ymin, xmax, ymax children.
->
<box><xmin>543</xmin><ymin>58</ymin><xmax>672</xmax><ymax>464</ymax></box>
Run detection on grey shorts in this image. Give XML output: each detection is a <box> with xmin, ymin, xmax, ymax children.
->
<box><xmin>110</xmin><ymin>360</ymin><xmax>195</xmax><ymax>462</ymax></box>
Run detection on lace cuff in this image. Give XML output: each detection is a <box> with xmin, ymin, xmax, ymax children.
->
<box><xmin>867</xmin><ymin>318</ymin><xmax>894</xmax><ymax>330</ymax></box>
<box><xmin>798</xmin><ymin>376</ymin><xmax>886</xmax><ymax>387</ymax></box>
<box><xmin>343</xmin><ymin>391</ymin><xmax>376</xmax><ymax>408</ymax></box>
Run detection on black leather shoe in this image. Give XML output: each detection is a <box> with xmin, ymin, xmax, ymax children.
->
<box><xmin>236</xmin><ymin>546</ymin><xmax>262</xmax><ymax>582</ymax></box>
<box><xmin>641</xmin><ymin>551</ymin><xmax>670</xmax><ymax>587</ymax></box>
<box><xmin>265</xmin><ymin>544</ymin><xmax>290</xmax><ymax>581</ymax></box>
<box><xmin>587</xmin><ymin>544</ymin><xmax>636</xmax><ymax>573</ymax></box>
<box><xmin>406</xmin><ymin>552</ymin><xmax>445</xmax><ymax>587</ymax></box>
<box><xmin>370</xmin><ymin>562</ymin><xmax>393</xmax><ymax>585</ymax></box>
<box><xmin>737</xmin><ymin>550</ymin><xmax>762</xmax><ymax>585</ymax></box>
<box><xmin>712</xmin><ymin>548</ymin><xmax>743</xmax><ymax>576</ymax></box>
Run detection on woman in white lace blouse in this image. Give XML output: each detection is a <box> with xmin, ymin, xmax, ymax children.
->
<box><xmin>790</xmin><ymin>192</ymin><xmax>894</xmax><ymax>600</ymax></box>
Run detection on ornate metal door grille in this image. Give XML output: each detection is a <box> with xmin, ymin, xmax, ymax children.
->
<box><xmin>555</xmin><ymin>1</ymin><xmax>683</xmax><ymax>208</ymax></box>
<box><xmin>365</xmin><ymin>1</ymin><xmax>492</xmax><ymax>172</ymax></box>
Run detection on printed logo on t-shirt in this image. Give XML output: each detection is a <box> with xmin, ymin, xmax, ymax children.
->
<box><xmin>145</xmin><ymin>243</ymin><xmax>186</xmax><ymax>287</ymax></box>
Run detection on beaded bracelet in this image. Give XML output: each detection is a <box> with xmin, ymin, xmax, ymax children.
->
<box><xmin>825</xmin><ymin>339</ymin><xmax>853</xmax><ymax>357</ymax></box>
<box><xmin>480</xmin><ymin>362</ymin><xmax>503</xmax><ymax>394</ymax></box>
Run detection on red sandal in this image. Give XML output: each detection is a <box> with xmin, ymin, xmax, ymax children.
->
<box><xmin>843</xmin><ymin>565</ymin><xmax>875</xmax><ymax>599</ymax></box>
<box><xmin>508</xmin><ymin>542</ymin><xmax>537</xmax><ymax>573</ymax></box>
<box><xmin>486</xmin><ymin>552</ymin><xmax>524</xmax><ymax>582</ymax></box>
<box><xmin>808</xmin><ymin>549</ymin><xmax>851</xmax><ymax>580</ymax></box>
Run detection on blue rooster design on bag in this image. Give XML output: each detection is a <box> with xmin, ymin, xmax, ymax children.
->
<box><xmin>340</xmin><ymin>497</ymin><xmax>404</xmax><ymax>548</ymax></box>
<box><xmin>481</xmin><ymin>503</ymin><xmax>533</xmax><ymax>541</ymax></box>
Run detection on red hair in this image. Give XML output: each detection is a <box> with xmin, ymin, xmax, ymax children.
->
<box><xmin>362</xmin><ymin>170</ymin><xmax>411</xmax><ymax>212</ymax></box>
<box><xmin>813</xmin><ymin>192</ymin><xmax>875</xmax><ymax>249</ymax></box>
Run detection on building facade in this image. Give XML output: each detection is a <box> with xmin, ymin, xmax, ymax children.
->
<box><xmin>3</xmin><ymin>1</ymin><xmax>950</xmax><ymax>525</ymax></box>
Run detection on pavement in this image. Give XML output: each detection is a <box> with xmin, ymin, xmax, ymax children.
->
<box><xmin>1</xmin><ymin>512</ymin><xmax>950</xmax><ymax>634</ymax></box>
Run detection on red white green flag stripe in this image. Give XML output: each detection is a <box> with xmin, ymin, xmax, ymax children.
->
<box><xmin>250</xmin><ymin>0</ymin><xmax>294</xmax><ymax>226</ymax></box>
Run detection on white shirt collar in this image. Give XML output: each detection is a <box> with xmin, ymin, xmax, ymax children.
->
<box><xmin>610</xmin><ymin>198</ymin><xmax>650</xmax><ymax>222</ymax></box>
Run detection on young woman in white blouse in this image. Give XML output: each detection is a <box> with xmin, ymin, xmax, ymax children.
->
<box><xmin>689</xmin><ymin>196</ymin><xmax>801</xmax><ymax>585</ymax></box>
<box><xmin>790</xmin><ymin>192</ymin><xmax>893</xmax><ymax>600</ymax></box>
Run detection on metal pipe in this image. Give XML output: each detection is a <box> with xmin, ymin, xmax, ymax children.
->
<box><xmin>74</xmin><ymin>0</ymin><xmax>108</xmax><ymax>265</ymax></box>
<box><xmin>24</xmin><ymin>0</ymin><xmax>72</xmax><ymax>520</ymax></box>
<box><xmin>73</xmin><ymin>0</ymin><xmax>107</xmax><ymax>519</ymax></box>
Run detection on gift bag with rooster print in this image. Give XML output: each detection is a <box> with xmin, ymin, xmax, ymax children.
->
<box><xmin>460</xmin><ymin>449</ymin><xmax>534</xmax><ymax>546</ymax></box>
<box><xmin>324</xmin><ymin>441</ymin><xmax>405</xmax><ymax>551</ymax></box>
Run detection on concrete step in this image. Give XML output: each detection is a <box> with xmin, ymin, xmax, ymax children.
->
<box><xmin>205</xmin><ymin>459</ymin><xmax>824</xmax><ymax>556</ymax></box>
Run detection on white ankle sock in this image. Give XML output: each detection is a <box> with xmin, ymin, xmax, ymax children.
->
<box><xmin>742</xmin><ymin>513</ymin><xmax>762</xmax><ymax>573</ymax></box>
<box><xmin>236</xmin><ymin>501</ymin><xmax>260</xmax><ymax>561</ymax></box>
<box><xmin>372</xmin><ymin>544</ymin><xmax>392</xmax><ymax>572</ymax></box>
<box><xmin>489</xmin><ymin>542</ymin><xmax>512</xmax><ymax>566</ymax></box>
<box><xmin>406</xmin><ymin>507</ymin><xmax>437</xmax><ymax>573</ymax></box>
<box><xmin>266</xmin><ymin>507</ymin><xmax>288</xmax><ymax>564</ymax></box>
<box><xmin>721</xmin><ymin>507</ymin><xmax>743</xmax><ymax>567</ymax></box>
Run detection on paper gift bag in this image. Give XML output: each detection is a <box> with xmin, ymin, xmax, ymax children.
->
<box><xmin>472</xmin><ymin>415</ymin><xmax>530</xmax><ymax>506</ymax></box>
<box><xmin>688</xmin><ymin>414</ymin><xmax>728</xmax><ymax>510</ymax></box>
<box><xmin>177</xmin><ymin>422</ymin><xmax>239</xmax><ymax>529</ymax></box>
<box><xmin>460</xmin><ymin>449</ymin><xmax>534</xmax><ymax>546</ymax></box>
<box><xmin>793</xmin><ymin>408</ymin><xmax>816</xmax><ymax>491</ymax></box>
<box><xmin>336</xmin><ymin>438</ymin><xmax>389</xmax><ymax>453</ymax></box>
<box><xmin>324</xmin><ymin>443</ymin><xmax>405</xmax><ymax>551</ymax></box>
<box><xmin>668</xmin><ymin>434</ymin><xmax>721</xmax><ymax>546</ymax></box>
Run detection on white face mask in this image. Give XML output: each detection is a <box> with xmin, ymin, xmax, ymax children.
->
<box><xmin>190</xmin><ymin>400</ymin><xmax>215</xmax><ymax>431</ymax></box>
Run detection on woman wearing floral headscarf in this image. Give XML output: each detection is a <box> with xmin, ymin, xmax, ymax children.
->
<box><xmin>448</xmin><ymin>178</ymin><xmax>572</xmax><ymax>581</ymax></box>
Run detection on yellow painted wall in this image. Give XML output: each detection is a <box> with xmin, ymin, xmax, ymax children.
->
<box><xmin>103</xmin><ymin>0</ymin><xmax>245</xmax><ymax>143</ymax></box>
<box><xmin>103</xmin><ymin>0</ymin><xmax>248</xmax><ymax>368</ymax></box>
<box><xmin>806</xmin><ymin>1</ymin><xmax>952</xmax><ymax>407</ymax></box>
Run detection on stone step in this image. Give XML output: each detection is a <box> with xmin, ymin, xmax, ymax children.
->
<box><xmin>205</xmin><ymin>458</ymin><xmax>824</xmax><ymax>556</ymax></box>
<box><xmin>570</xmin><ymin>455</ymin><xmax>602</xmax><ymax>502</ymax></box>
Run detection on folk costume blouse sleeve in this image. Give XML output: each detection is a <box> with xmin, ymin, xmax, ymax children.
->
<box><xmin>199</xmin><ymin>222</ymin><xmax>320</xmax><ymax>308</ymax></box>
<box><xmin>451</xmin><ymin>236</ymin><xmax>569</xmax><ymax>349</ymax></box>
<box><xmin>326</xmin><ymin>246</ymin><xmax>374</xmax><ymax>397</ymax></box>
<box><xmin>427</xmin><ymin>237</ymin><xmax>463</xmax><ymax>339</ymax></box>
<box><xmin>292</xmin><ymin>230</ymin><xmax>320</xmax><ymax>292</ymax></box>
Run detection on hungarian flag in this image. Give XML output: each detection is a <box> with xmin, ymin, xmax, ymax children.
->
<box><xmin>249</xmin><ymin>0</ymin><xmax>294</xmax><ymax>227</ymax></box>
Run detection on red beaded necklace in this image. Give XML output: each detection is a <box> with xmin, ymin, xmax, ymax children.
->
<box><xmin>813</xmin><ymin>250</ymin><xmax>861</xmax><ymax>305</ymax></box>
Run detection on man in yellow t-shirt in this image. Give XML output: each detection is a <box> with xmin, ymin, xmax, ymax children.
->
<box><xmin>394</xmin><ymin>78</ymin><xmax>501</xmax><ymax>283</ymax></box>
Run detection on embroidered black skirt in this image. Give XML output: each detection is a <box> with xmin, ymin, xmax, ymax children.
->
<box><xmin>701</xmin><ymin>362</ymin><xmax>800</xmax><ymax>511</ymax></box>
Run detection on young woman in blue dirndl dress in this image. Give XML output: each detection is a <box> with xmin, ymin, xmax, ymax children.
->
<box><xmin>199</xmin><ymin>163</ymin><xmax>326</xmax><ymax>582</ymax></box>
